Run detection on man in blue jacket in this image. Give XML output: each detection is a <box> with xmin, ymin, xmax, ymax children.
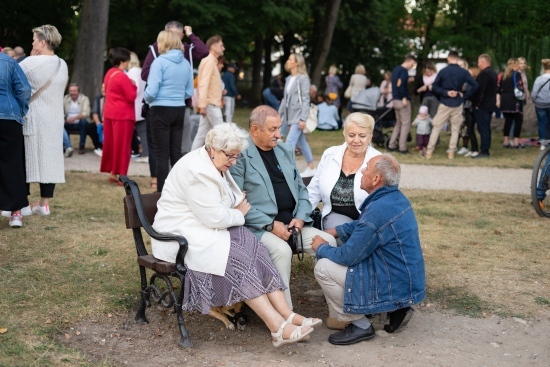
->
<box><xmin>221</xmin><ymin>62</ymin><xmax>241</xmax><ymax>123</ymax></box>
<box><xmin>312</xmin><ymin>154</ymin><xmax>425</xmax><ymax>345</ymax></box>
<box><xmin>426</xmin><ymin>51</ymin><xmax>479</xmax><ymax>159</ymax></box>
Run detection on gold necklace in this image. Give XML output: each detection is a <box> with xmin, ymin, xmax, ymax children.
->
<box><xmin>343</xmin><ymin>152</ymin><xmax>365</xmax><ymax>174</ymax></box>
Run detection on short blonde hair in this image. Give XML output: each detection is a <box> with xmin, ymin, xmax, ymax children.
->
<box><xmin>541</xmin><ymin>59</ymin><xmax>550</xmax><ymax>71</ymax></box>
<box><xmin>355</xmin><ymin>64</ymin><xmax>366</xmax><ymax>75</ymax></box>
<box><xmin>128</xmin><ymin>52</ymin><xmax>140</xmax><ymax>69</ymax></box>
<box><xmin>157</xmin><ymin>30</ymin><xmax>183</xmax><ymax>54</ymax></box>
<box><xmin>32</xmin><ymin>24</ymin><xmax>62</xmax><ymax>51</ymax></box>
<box><xmin>328</xmin><ymin>65</ymin><xmax>337</xmax><ymax>75</ymax></box>
<box><xmin>205</xmin><ymin>123</ymin><xmax>249</xmax><ymax>152</ymax></box>
<box><xmin>343</xmin><ymin>112</ymin><xmax>375</xmax><ymax>135</ymax></box>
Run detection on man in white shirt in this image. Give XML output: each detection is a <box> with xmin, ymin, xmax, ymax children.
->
<box><xmin>63</xmin><ymin>83</ymin><xmax>100</xmax><ymax>155</ymax></box>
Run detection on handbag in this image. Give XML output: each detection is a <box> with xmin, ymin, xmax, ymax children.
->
<box><xmin>287</xmin><ymin>227</ymin><xmax>304</xmax><ymax>261</ymax></box>
<box><xmin>344</xmin><ymin>85</ymin><xmax>352</xmax><ymax>99</ymax></box>
<box><xmin>311</xmin><ymin>208</ymin><xmax>322</xmax><ymax>230</ymax></box>
<box><xmin>297</xmin><ymin>78</ymin><xmax>318</xmax><ymax>134</ymax></box>
<box><xmin>513</xmin><ymin>72</ymin><xmax>526</xmax><ymax>101</ymax></box>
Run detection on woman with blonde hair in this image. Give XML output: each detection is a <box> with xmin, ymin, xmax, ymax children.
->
<box><xmin>308</xmin><ymin>112</ymin><xmax>381</xmax><ymax>247</ymax></box>
<box><xmin>325</xmin><ymin>65</ymin><xmax>343</xmax><ymax>108</ymax></box>
<box><xmin>497</xmin><ymin>58</ymin><xmax>525</xmax><ymax>148</ymax></box>
<box><xmin>144</xmin><ymin>30</ymin><xmax>193</xmax><ymax>191</ymax></box>
<box><xmin>345</xmin><ymin>64</ymin><xmax>369</xmax><ymax>113</ymax></box>
<box><xmin>19</xmin><ymin>24</ymin><xmax>69</xmax><ymax>215</ymax></box>
<box><xmin>278</xmin><ymin>53</ymin><xmax>316</xmax><ymax>177</ymax></box>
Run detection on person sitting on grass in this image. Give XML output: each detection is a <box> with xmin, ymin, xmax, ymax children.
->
<box><xmin>311</xmin><ymin>154</ymin><xmax>425</xmax><ymax>345</ymax></box>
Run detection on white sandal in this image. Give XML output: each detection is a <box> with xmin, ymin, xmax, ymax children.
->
<box><xmin>271</xmin><ymin>321</ymin><xmax>313</xmax><ymax>348</ymax></box>
<box><xmin>286</xmin><ymin>312</ymin><xmax>323</xmax><ymax>328</ymax></box>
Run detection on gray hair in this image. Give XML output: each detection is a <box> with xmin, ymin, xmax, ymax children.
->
<box><xmin>373</xmin><ymin>154</ymin><xmax>401</xmax><ymax>186</ymax></box>
<box><xmin>249</xmin><ymin>105</ymin><xmax>280</xmax><ymax>129</ymax></box>
<box><xmin>205</xmin><ymin>123</ymin><xmax>249</xmax><ymax>152</ymax></box>
<box><xmin>165</xmin><ymin>21</ymin><xmax>184</xmax><ymax>32</ymax></box>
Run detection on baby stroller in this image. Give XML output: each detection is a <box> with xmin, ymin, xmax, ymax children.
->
<box><xmin>350</xmin><ymin>87</ymin><xmax>396</xmax><ymax>147</ymax></box>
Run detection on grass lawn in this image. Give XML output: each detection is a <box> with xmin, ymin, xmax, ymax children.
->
<box><xmin>0</xmin><ymin>107</ymin><xmax>547</xmax><ymax>366</ymax></box>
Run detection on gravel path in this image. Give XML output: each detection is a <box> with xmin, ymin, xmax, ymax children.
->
<box><xmin>65</xmin><ymin>152</ymin><xmax>531</xmax><ymax>195</ymax></box>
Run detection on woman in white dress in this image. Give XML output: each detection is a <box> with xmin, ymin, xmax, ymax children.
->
<box><xmin>20</xmin><ymin>25</ymin><xmax>69</xmax><ymax>215</ymax></box>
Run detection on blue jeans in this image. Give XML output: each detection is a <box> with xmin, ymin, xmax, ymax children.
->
<box><xmin>536</xmin><ymin>107</ymin><xmax>550</xmax><ymax>141</ymax></box>
<box><xmin>285</xmin><ymin>123</ymin><xmax>313</xmax><ymax>163</ymax></box>
<box><xmin>262</xmin><ymin>88</ymin><xmax>280</xmax><ymax>111</ymax></box>
<box><xmin>63</xmin><ymin>128</ymin><xmax>72</xmax><ymax>150</ymax></box>
<box><xmin>64</xmin><ymin>118</ymin><xmax>89</xmax><ymax>147</ymax></box>
<box><xmin>474</xmin><ymin>108</ymin><xmax>491</xmax><ymax>155</ymax></box>
<box><xmin>537</xmin><ymin>153</ymin><xmax>550</xmax><ymax>200</ymax></box>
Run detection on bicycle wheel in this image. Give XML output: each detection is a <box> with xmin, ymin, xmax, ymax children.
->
<box><xmin>531</xmin><ymin>146</ymin><xmax>550</xmax><ymax>217</ymax></box>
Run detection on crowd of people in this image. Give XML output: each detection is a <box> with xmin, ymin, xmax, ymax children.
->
<box><xmin>3</xmin><ymin>19</ymin><xmax>550</xmax><ymax>349</ymax></box>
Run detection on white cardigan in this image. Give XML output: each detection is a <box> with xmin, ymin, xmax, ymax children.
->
<box><xmin>152</xmin><ymin>147</ymin><xmax>245</xmax><ymax>276</ymax></box>
<box><xmin>20</xmin><ymin>55</ymin><xmax>69</xmax><ymax>183</ymax></box>
<box><xmin>308</xmin><ymin>142</ymin><xmax>381</xmax><ymax>223</ymax></box>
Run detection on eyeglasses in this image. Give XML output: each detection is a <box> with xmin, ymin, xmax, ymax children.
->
<box><xmin>221</xmin><ymin>150</ymin><xmax>243</xmax><ymax>161</ymax></box>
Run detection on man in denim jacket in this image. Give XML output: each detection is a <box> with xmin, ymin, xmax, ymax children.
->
<box><xmin>312</xmin><ymin>154</ymin><xmax>425</xmax><ymax>345</ymax></box>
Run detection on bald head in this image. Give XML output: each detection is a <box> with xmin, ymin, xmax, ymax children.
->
<box><xmin>14</xmin><ymin>46</ymin><xmax>25</xmax><ymax>57</ymax></box>
<box><xmin>361</xmin><ymin>154</ymin><xmax>401</xmax><ymax>193</ymax></box>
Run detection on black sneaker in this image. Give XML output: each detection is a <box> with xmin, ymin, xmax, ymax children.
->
<box><xmin>384</xmin><ymin>307</ymin><xmax>414</xmax><ymax>333</ymax></box>
<box><xmin>398</xmin><ymin>150</ymin><xmax>410</xmax><ymax>155</ymax></box>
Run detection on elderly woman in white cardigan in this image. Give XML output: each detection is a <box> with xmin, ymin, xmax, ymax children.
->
<box><xmin>308</xmin><ymin>113</ymin><xmax>381</xmax><ymax>245</ymax></box>
<box><xmin>151</xmin><ymin>123</ymin><xmax>321</xmax><ymax>347</ymax></box>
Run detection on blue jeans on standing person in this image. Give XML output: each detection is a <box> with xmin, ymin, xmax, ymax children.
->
<box><xmin>262</xmin><ymin>88</ymin><xmax>280</xmax><ymax>111</ymax></box>
<box><xmin>474</xmin><ymin>108</ymin><xmax>492</xmax><ymax>155</ymax></box>
<box><xmin>285</xmin><ymin>123</ymin><xmax>313</xmax><ymax>163</ymax></box>
<box><xmin>64</xmin><ymin>119</ymin><xmax>89</xmax><ymax>148</ymax></box>
<box><xmin>536</xmin><ymin>107</ymin><xmax>550</xmax><ymax>142</ymax></box>
<box><xmin>63</xmin><ymin>128</ymin><xmax>72</xmax><ymax>150</ymax></box>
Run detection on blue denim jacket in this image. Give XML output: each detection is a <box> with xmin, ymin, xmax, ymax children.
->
<box><xmin>0</xmin><ymin>53</ymin><xmax>31</xmax><ymax>124</ymax></box>
<box><xmin>316</xmin><ymin>185</ymin><xmax>426</xmax><ymax>314</ymax></box>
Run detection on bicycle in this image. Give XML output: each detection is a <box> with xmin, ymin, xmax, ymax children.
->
<box><xmin>531</xmin><ymin>139</ymin><xmax>550</xmax><ymax>217</ymax></box>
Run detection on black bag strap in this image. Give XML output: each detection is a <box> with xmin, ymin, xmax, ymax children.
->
<box><xmin>287</xmin><ymin>227</ymin><xmax>304</xmax><ymax>261</ymax></box>
<box><xmin>534</xmin><ymin>78</ymin><xmax>550</xmax><ymax>100</ymax></box>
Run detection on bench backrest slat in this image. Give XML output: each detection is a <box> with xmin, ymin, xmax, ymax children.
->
<box><xmin>123</xmin><ymin>192</ymin><xmax>161</xmax><ymax>229</ymax></box>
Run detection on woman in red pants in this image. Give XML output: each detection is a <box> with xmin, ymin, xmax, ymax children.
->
<box><xmin>100</xmin><ymin>47</ymin><xmax>137</xmax><ymax>184</ymax></box>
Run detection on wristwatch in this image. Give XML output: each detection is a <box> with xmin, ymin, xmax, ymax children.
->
<box><xmin>263</xmin><ymin>221</ymin><xmax>274</xmax><ymax>232</ymax></box>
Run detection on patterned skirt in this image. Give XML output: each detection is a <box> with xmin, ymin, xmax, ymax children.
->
<box><xmin>182</xmin><ymin>226</ymin><xmax>286</xmax><ymax>314</ymax></box>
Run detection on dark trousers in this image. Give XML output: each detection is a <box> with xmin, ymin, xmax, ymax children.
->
<box><xmin>465</xmin><ymin>109</ymin><xmax>478</xmax><ymax>152</ymax></box>
<box><xmin>150</xmin><ymin>106</ymin><xmax>185</xmax><ymax>192</ymax></box>
<box><xmin>26</xmin><ymin>183</ymin><xmax>55</xmax><ymax>198</ymax></box>
<box><xmin>0</xmin><ymin>120</ymin><xmax>29</xmax><ymax>211</ymax></box>
<box><xmin>64</xmin><ymin>119</ymin><xmax>88</xmax><ymax>147</ymax></box>
<box><xmin>145</xmin><ymin>110</ymin><xmax>157</xmax><ymax>178</ymax></box>
<box><xmin>64</xmin><ymin>119</ymin><xmax>102</xmax><ymax>149</ymax></box>
<box><xmin>503</xmin><ymin>112</ymin><xmax>523</xmax><ymax>138</ymax></box>
<box><xmin>474</xmin><ymin>108</ymin><xmax>491</xmax><ymax>155</ymax></box>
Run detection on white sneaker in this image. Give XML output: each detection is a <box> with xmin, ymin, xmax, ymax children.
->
<box><xmin>94</xmin><ymin>148</ymin><xmax>103</xmax><ymax>157</ymax></box>
<box><xmin>541</xmin><ymin>145</ymin><xmax>547</xmax><ymax>151</ymax></box>
<box><xmin>1</xmin><ymin>205</ymin><xmax>32</xmax><ymax>218</ymax></box>
<box><xmin>457</xmin><ymin>147</ymin><xmax>469</xmax><ymax>155</ymax></box>
<box><xmin>131</xmin><ymin>153</ymin><xmax>141</xmax><ymax>159</ymax></box>
<box><xmin>31</xmin><ymin>204</ymin><xmax>50</xmax><ymax>216</ymax></box>
<box><xmin>64</xmin><ymin>147</ymin><xmax>74</xmax><ymax>158</ymax></box>
<box><xmin>464</xmin><ymin>151</ymin><xmax>472</xmax><ymax>157</ymax></box>
<box><xmin>300</xmin><ymin>167</ymin><xmax>317</xmax><ymax>178</ymax></box>
<box><xmin>134</xmin><ymin>156</ymin><xmax>149</xmax><ymax>163</ymax></box>
<box><xmin>470</xmin><ymin>151</ymin><xmax>479</xmax><ymax>158</ymax></box>
<box><xmin>9</xmin><ymin>213</ymin><xmax>23</xmax><ymax>227</ymax></box>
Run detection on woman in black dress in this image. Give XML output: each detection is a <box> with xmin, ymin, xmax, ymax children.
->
<box><xmin>497</xmin><ymin>58</ymin><xmax>525</xmax><ymax>148</ymax></box>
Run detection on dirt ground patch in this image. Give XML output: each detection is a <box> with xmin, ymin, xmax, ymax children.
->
<box><xmin>60</xmin><ymin>280</ymin><xmax>550</xmax><ymax>367</ymax></box>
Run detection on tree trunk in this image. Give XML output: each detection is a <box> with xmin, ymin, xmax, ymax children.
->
<box><xmin>250</xmin><ymin>34</ymin><xmax>264</xmax><ymax>107</ymax></box>
<box><xmin>263</xmin><ymin>34</ymin><xmax>274</xmax><ymax>89</ymax></box>
<box><xmin>309</xmin><ymin>0</ymin><xmax>342</xmax><ymax>87</ymax></box>
<box><xmin>71</xmin><ymin>0</ymin><xmax>110</xmax><ymax>102</ymax></box>
<box><xmin>282</xmin><ymin>31</ymin><xmax>294</xmax><ymax>79</ymax></box>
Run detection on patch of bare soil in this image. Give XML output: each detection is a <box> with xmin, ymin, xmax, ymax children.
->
<box><xmin>61</xmin><ymin>287</ymin><xmax>550</xmax><ymax>367</ymax></box>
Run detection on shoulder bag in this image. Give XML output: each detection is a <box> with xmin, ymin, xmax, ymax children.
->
<box><xmin>297</xmin><ymin>77</ymin><xmax>318</xmax><ymax>134</ymax></box>
<box><xmin>513</xmin><ymin>72</ymin><xmax>526</xmax><ymax>101</ymax></box>
<box><xmin>29</xmin><ymin>59</ymin><xmax>61</xmax><ymax>104</ymax></box>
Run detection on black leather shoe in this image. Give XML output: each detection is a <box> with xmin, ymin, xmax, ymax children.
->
<box><xmin>386</xmin><ymin>146</ymin><xmax>398</xmax><ymax>152</ymax></box>
<box><xmin>328</xmin><ymin>323</ymin><xmax>375</xmax><ymax>345</ymax></box>
<box><xmin>398</xmin><ymin>149</ymin><xmax>410</xmax><ymax>155</ymax></box>
<box><xmin>384</xmin><ymin>307</ymin><xmax>414</xmax><ymax>333</ymax></box>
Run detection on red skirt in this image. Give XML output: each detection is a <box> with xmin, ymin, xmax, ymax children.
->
<box><xmin>100</xmin><ymin>118</ymin><xmax>135</xmax><ymax>176</ymax></box>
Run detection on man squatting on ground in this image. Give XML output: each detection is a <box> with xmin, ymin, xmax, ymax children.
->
<box><xmin>311</xmin><ymin>154</ymin><xmax>426</xmax><ymax>345</ymax></box>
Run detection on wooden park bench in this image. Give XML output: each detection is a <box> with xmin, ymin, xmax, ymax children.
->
<box><xmin>120</xmin><ymin>175</ymin><xmax>192</xmax><ymax>348</ymax></box>
<box><xmin>119</xmin><ymin>174</ymin><xmax>317</xmax><ymax>347</ymax></box>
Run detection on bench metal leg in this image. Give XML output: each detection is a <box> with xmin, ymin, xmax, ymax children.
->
<box><xmin>175</xmin><ymin>279</ymin><xmax>192</xmax><ymax>348</ymax></box>
<box><xmin>135</xmin><ymin>265</ymin><xmax>149</xmax><ymax>324</ymax></box>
